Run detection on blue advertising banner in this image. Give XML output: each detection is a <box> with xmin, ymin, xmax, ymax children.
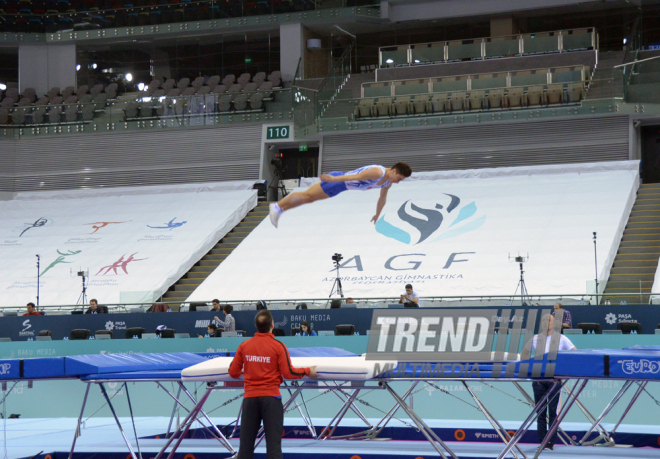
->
<box><xmin>0</xmin><ymin>304</ymin><xmax>658</xmax><ymax>341</ymax></box>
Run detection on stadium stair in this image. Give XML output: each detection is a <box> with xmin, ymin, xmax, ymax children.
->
<box><xmin>602</xmin><ymin>183</ymin><xmax>660</xmax><ymax>305</ymax></box>
<box><xmin>320</xmin><ymin>71</ymin><xmax>375</xmax><ymax>120</ymax></box>
<box><xmin>584</xmin><ymin>50</ymin><xmax>625</xmax><ymax>100</ymax></box>
<box><xmin>161</xmin><ymin>202</ymin><xmax>270</xmax><ymax>303</ymax></box>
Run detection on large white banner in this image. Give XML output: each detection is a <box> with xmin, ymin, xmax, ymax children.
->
<box><xmin>189</xmin><ymin>162</ymin><xmax>639</xmax><ymax>301</ymax></box>
<box><xmin>0</xmin><ymin>182</ymin><xmax>257</xmax><ymax>306</ymax></box>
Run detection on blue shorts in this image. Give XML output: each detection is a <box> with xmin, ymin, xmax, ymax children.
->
<box><xmin>320</xmin><ymin>171</ymin><xmax>348</xmax><ymax>197</ymax></box>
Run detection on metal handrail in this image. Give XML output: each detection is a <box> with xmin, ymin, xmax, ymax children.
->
<box><xmin>0</xmin><ymin>291</ymin><xmax>654</xmax><ymax>312</ymax></box>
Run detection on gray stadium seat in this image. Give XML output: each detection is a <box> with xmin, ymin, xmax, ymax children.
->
<box><xmin>237</xmin><ymin>73</ymin><xmax>251</xmax><ymax>86</ymax></box>
<box><xmin>222</xmin><ymin>74</ymin><xmax>236</xmax><ymax>86</ymax></box>
<box><xmin>355</xmin><ymin>98</ymin><xmax>374</xmax><ymax>118</ymax></box>
<box><xmin>546</xmin><ymin>84</ymin><xmax>563</xmax><ymax>105</ymax></box>
<box><xmin>81</xmin><ymin>104</ymin><xmax>95</xmax><ymax>121</ymax></box>
<box><xmin>412</xmin><ymin>95</ymin><xmax>430</xmax><ymax>114</ymax></box>
<box><xmin>374</xmin><ymin>97</ymin><xmax>392</xmax><ymax>117</ymax></box>
<box><xmin>64</xmin><ymin>104</ymin><xmax>78</xmax><ymax>122</ymax></box>
<box><xmin>243</xmin><ymin>82</ymin><xmax>258</xmax><ymax>93</ymax></box>
<box><xmin>177</xmin><ymin>77</ymin><xmax>190</xmax><ymax>89</ymax></box>
<box><xmin>218</xmin><ymin>94</ymin><xmax>233</xmax><ymax>112</ymax></box>
<box><xmin>450</xmin><ymin>92</ymin><xmax>466</xmax><ymax>112</ymax></box>
<box><xmin>249</xmin><ymin>92</ymin><xmax>264</xmax><ymax>110</ymax></box>
<box><xmin>393</xmin><ymin>96</ymin><xmax>411</xmax><ymax>115</ymax></box>
<box><xmin>125</xmin><ymin>101</ymin><xmax>138</xmax><ymax>119</ymax></box>
<box><xmin>93</xmin><ymin>93</ymin><xmax>108</xmax><ymax>110</ymax></box>
<box><xmin>567</xmin><ymin>82</ymin><xmax>585</xmax><ymax>103</ymax></box>
<box><xmin>468</xmin><ymin>90</ymin><xmax>484</xmax><ymax>110</ymax></box>
<box><xmin>32</xmin><ymin>106</ymin><xmax>46</xmax><ymax>124</ymax></box>
<box><xmin>207</xmin><ymin>75</ymin><xmax>221</xmax><ymax>87</ymax></box>
<box><xmin>48</xmin><ymin>106</ymin><xmax>62</xmax><ymax>123</ymax></box>
<box><xmin>234</xmin><ymin>94</ymin><xmax>248</xmax><ymax>111</ymax></box>
<box><xmin>526</xmin><ymin>86</ymin><xmax>545</xmax><ymax>106</ymax></box>
<box><xmin>259</xmin><ymin>81</ymin><xmax>273</xmax><ymax>98</ymax></box>
<box><xmin>487</xmin><ymin>89</ymin><xmax>503</xmax><ymax>109</ymax></box>
<box><xmin>253</xmin><ymin>72</ymin><xmax>267</xmax><ymax>86</ymax></box>
<box><xmin>227</xmin><ymin>84</ymin><xmax>243</xmax><ymax>94</ymax></box>
<box><xmin>507</xmin><ymin>87</ymin><xmax>524</xmax><ymax>108</ymax></box>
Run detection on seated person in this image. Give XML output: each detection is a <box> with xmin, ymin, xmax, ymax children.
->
<box><xmin>330</xmin><ymin>299</ymin><xmax>342</xmax><ymax>309</ymax></box>
<box><xmin>85</xmin><ymin>299</ymin><xmax>107</xmax><ymax>314</ymax></box>
<box><xmin>295</xmin><ymin>303</ymin><xmax>308</xmax><ymax>310</ymax></box>
<box><xmin>151</xmin><ymin>302</ymin><xmax>169</xmax><ymax>313</ymax></box>
<box><xmin>214</xmin><ymin>304</ymin><xmax>235</xmax><ymax>332</ymax></box>
<box><xmin>345</xmin><ymin>298</ymin><xmax>355</xmax><ymax>304</ymax></box>
<box><xmin>399</xmin><ymin>284</ymin><xmax>419</xmax><ymax>307</ymax></box>
<box><xmin>23</xmin><ymin>302</ymin><xmax>41</xmax><ymax>316</ymax></box>
<box><xmin>198</xmin><ymin>323</ymin><xmax>217</xmax><ymax>338</ymax></box>
<box><xmin>300</xmin><ymin>320</ymin><xmax>317</xmax><ymax>336</ymax></box>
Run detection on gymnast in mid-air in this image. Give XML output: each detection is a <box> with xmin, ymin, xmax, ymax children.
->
<box><xmin>269</xmin><ymin>162</ymin><xmax>412</xmax><ymax>228</ymax></box>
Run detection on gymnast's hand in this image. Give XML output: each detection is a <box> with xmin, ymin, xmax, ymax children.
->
<box><xmin>320</xmin><ymin>174</ymin><xmax>336</xmax><ymax>182</ymax></box>
<box><xmin>371</xmin><ymin>214</ymin><xmax>379</xmax><ymax>224</ymax></box>
<box><xmin>308</xmin><ymin>366</ymin><xmax>319</xmax><ymax>379</ymax></box>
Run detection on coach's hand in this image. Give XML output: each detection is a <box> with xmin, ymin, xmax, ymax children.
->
<box><xmin>320</xmin><ymin>174</ymin><xmax>336</xmax><ymax>182</ymax></box>
<box><xmin>308</xmin><ymin>366</ymin><xmax>319</xmax><ymax>379</ymax></box>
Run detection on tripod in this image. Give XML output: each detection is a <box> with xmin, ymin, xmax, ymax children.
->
<box><xmin>36</xmin><ymin>254</ymin><xmax>40</xmax><ymax>306</ymax></box>
<box><xmin>76</xmin><ymin>273</ymin><xmax>88</xmax><ymax>306</ymax></box>
<box><xmin>513</xmin><ymin>261</ymin><xmax>530</xmax><ymax>306</ymax></box>
<box><xmin>328</xmin><ymin>261</ymin><xmax>344</xmax><ymax>299</ymax></box>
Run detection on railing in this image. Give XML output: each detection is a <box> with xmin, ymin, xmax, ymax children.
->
<box><xmin>379</xmin><ymin>28</ymin><xmax>597</xmax><ymax>68</ymax></box>
<box><xmin>0</xmin><ymin>88</ymin><xmax>293</xmax><ymax>138</ymax></box>
<box><xmin>0</xmin><ymin>0</ymin><xmax>381</xmax><ymax>35</ymax></box>
<box><xmin>292</xmin><ymin>44</ymin><xmax>353</xmax><ymax>138</ymax></box>
<box><xmin>0</xmin><ymin>291</ymin><xmax>655</xmax><ymax>315</ymax></box>
<box><xmin>361</xmin><ymin>65</ymin><xmax>589</xmax><ymax>98</ymax></box>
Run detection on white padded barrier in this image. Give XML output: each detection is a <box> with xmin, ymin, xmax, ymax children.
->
<box><xmin>189</xmin><ymin>162</ymin><xmax>638</xmax><ymax>302</ymax></box>
<box><xmin>0</xmin><ymin>181</ymin><xmax>257</xmax><ymax>306</ymax></box>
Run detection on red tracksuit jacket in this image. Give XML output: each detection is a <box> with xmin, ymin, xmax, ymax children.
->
<box><xmin>228</xmin><ymin>332</ymin><xmax>310</xmax><ymax>398</ymax></box>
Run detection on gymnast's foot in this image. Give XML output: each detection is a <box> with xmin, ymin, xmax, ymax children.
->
<box><xmin>269</xmin><ymin>203</ymin><xmax>282</xmax><ymax>228</ymax></box>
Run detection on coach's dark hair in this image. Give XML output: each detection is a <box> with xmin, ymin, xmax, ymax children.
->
<box><xmin>255</xmin><ymin>310</ymin><xmax>273</xmax><ymax>333</ymax></box>
<box><xmin>392</xmin><ymin>161</ymin><xmax>412</xmax><ymax>177</ymax></box>
<box><xmin>224</xmin><ymin>304</ymin><xmax>233</xmax><ymax>314</ymax></box>
<box><xmin>405</xmin><ymin>284</ymin><xmax>413</xmax><ymax>290</ymax></box>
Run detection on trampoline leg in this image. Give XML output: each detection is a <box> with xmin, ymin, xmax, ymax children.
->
<box><xmin>99</xmin><ymin>383</ymin><xmax>139</xmax><ymax>459</ymax></box>
<box><xmin>123</xmin><ymin>383</ymin><xmax>143</xmax><ymax>459</ymax></box>
<box><xmin>463</xmin><ymin>382</ymin><xmax>527</xmax><ymax>459</ymax></box>
<box><xmin>164</xmin><ymin>387</ymin><xmax>214</xmax><ymax>459</ymax></box>
<box><xmin>382</xmin><ymin>381</ymin><xmax>457</xmax><ymax>459</ymax></box>
<box><xmin>577</xmin><ymin>380</ymin><xmax>633</xmax><ymax>445</ymax></box>
<box><xmin>535</xmin><ymin>379</ymin><xmax>587</xmax><ymax>459</ymax></box>
<box><xmin>166</xmin><ymin>384</ymin><xmax>182</xmax><ymax>438</ymax></box>
<box><xmin>68</xmin><ymin>383</ymin><xmax>90</xmax><ymax>459</ymax></box>
<box><xmin>178</xmin><ymin>383</ymin><xmax>235</xmax><ymax>453</ymax></box>
<box><xmin>497</xmin><ymin>380</ymin><xmax>559</xmax><ymax>459</ymax></box>
<box><xmin>318</xmin><ymin>387</ymin><xmax>361</xmax><ymax>440</ymax></box>
<box><xmin>331</xmin><ymin>382</ymin><xmax>373</xmax><ymax>430</ymax></box>
<box><xmin>364</xmin><ymin>381</ymin><xmax>418</xmax><ymax>440</ymax></box>
<box><xmin>291</xmin><ymin>389</ymin><xmax>317</xmax><ymax>440</ymax></box>
<box><xmin>609</xmin><ymin>381</ymin><xmax>647</xmax><ymax>435</ymax></box>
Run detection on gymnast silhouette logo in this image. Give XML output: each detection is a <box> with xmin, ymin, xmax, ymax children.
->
<box><xmin>85</xmin><ymin>221</ymin><xmax>131</xmax><ymax>234</ymax></box>
<box><xmin>147</xmin><ymin>217</ymin><xmax>187</xmax><ymax>230</ymax></box>
<box><xmin>96</xmin><ymin>252</ymin><xmax>148</xmax><ymax>275</ymax></box>
<box><xmin>375</xmin><ymin>194</ymin><xmax>486</xmax><ymax>245</ymax></box>
<box><xmin>40</xmin><ymin>249</ymin><xmax>82</xmax><ymax>277</ymax></box>
<box><xmin>15</xmin><ymin>217</ymin><xmax>53</xmax><ymax>237</ymax></box>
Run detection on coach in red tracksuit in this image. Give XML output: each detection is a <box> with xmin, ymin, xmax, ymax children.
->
<box><xmin>229</xmin><ymin>310</ymin><xmax>318</xmax><ymax>459</ymax></box>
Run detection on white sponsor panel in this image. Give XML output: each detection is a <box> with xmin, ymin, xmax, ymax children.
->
<box><xmin>189</xmin><ymin>162</ymin><xmax>638</xmax><ymax>301</ymax></box>
<box><xmin>0</xmin><ymin>182</ymin><xmax>257</xmax><ymax>306</ymax></box>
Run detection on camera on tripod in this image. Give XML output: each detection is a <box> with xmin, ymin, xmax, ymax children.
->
<box><xmin>332</xmin><ymin>253</ymin><xmax>343</xmax><ymax>264</ymax></box>
<box><xmin>514</xmin><ymin>256</ymin><xmax>524</xmax><ymax>263</ymax></box>
<box><xmin>77</xmin><ymin>271</ymin><xmax>85</xmax><ymax>277</ymax></box>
